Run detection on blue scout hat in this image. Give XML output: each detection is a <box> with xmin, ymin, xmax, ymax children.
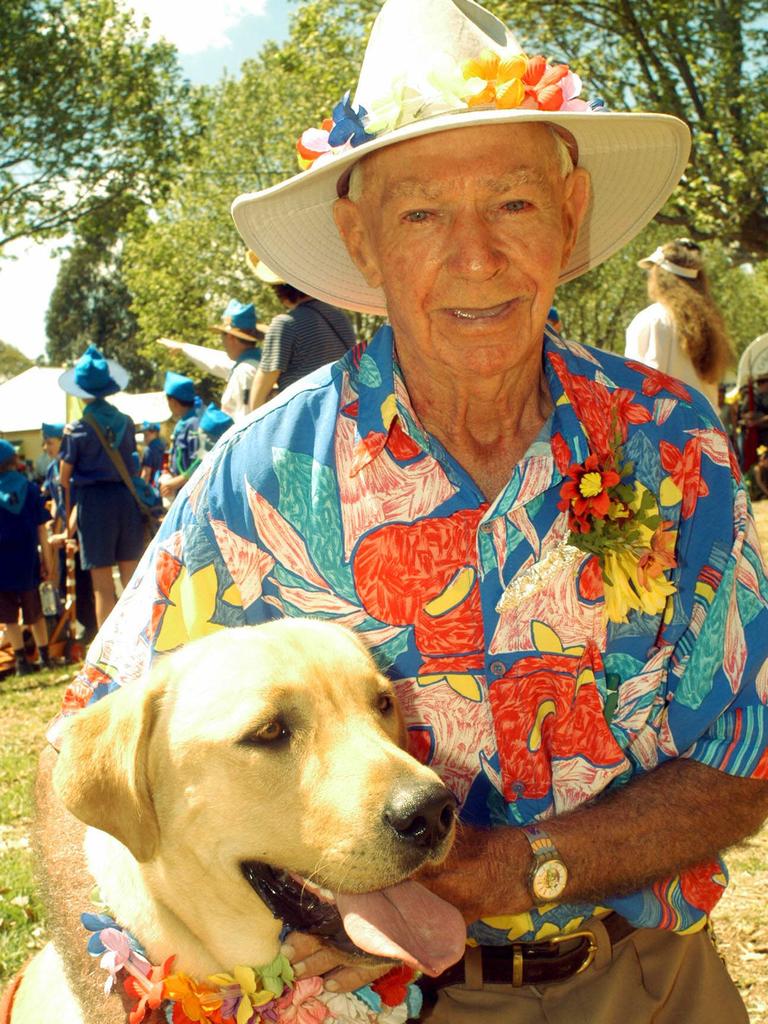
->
<box><xmin>142</xmin><ymin>421</ymin><xmax>161</xmax><ymax>432</ymax></box>
<box><xmin>210</xmin><ymin>299</ymin><xmax>264</xmax><ymax>343</ymax></box>
<box><xmin>199</xmin><ymin>403</ymin><xmax>234</xmax><ymax>442</ymax></box>
<box><xmin>58</xmin><ymin>344</ymin><xmax>130</xmax><ymax>399</ymax></box>
<box><xmin>42</xmin><ymin>423</ymin><xmax>65</xmax><ymax>439</ymax></box>
<box><xmin>0</xmin><ymin>439</ymin><xmax>17</xmax><ymax>463</ymax></box>
<box><xmin>164</xmin><ymin>370</ymin><xmax>197</xmax><ymax>403</ymax></box>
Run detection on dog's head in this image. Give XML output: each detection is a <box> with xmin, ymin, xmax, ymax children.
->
<box><xmin>54</xmin><ymin>620</ymin><xmax>465</xmax><ymax>975</ymax></box>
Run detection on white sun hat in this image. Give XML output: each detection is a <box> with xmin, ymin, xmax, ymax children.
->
<box><xmin>638</xmin><ymin>246</ymin><xmax>700</xmax><ymax>279</ymax></box>
<box><xmin>231</xmin><ymin>0</ymin><xmax>691</xmax><ymax>316</ymax></box>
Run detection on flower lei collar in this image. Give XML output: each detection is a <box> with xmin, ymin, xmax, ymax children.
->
<box><xmin>82</xmin><ymin>910</ymin><xmax>422</xmax><ymax>1024</ymax></box>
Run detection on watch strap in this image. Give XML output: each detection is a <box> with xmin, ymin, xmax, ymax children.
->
<box><xmin>521</xmin><ymin>822</ymin><xmax>560</xmax><ymax>860</ymax></box>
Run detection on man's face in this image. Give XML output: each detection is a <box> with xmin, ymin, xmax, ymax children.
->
<box><xmin>334</xmin><ymin>123</ymin><xmax>590</xmax><ymax>381</ymax></box>
<box><xmin>222</xmin><ymin>332</ymin><xmax>242</xmax><ymax>361</ymax></box>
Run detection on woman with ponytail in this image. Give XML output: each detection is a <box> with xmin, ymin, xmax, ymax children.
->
<box><xmin>625</xmin><ymin>238</ymin><xmax>732</xmax><ymax>409</ymax></box>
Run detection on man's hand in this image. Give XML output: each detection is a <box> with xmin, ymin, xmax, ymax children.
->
<box><xmin>415</xmin><ymin>824</ymin><xmax>530</xmax><ymax>923</ymax></box>
<box><xmin>156</xmin><ymin>338</ymin><xmax>183</xmax><ymax>352</ymax></box>
<box><xmin>280</xmin><ymin>932</ymin><xmax>392</xmax><ymax>994</ymax></box>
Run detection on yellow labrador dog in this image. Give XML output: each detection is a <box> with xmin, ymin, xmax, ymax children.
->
<box><xmin>11</xmin><ymin>620</ymin><xmax>465</xmax><ymax>1023</ymax></box>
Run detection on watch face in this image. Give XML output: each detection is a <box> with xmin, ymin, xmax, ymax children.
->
<box><xmin>532</xmin><ymin>859</ymin><xmax>568</xmax><ymax>902</ymax></box>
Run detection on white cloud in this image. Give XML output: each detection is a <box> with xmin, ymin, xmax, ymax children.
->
<box><xmin>124</xmin><ymin>0</ymin><xmax>268</xmax><ymax>54</ymax></box>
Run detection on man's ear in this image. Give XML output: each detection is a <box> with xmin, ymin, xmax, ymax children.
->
<box><xmin>53</xmin><ymin>666</ymin><xmax>168</xmax><ymax>862</ymax></box>
<box><xmin>560</xmin><ymin>167</ymin><xmax>592</xmax><ymax>270</ymax></box>
<box><xmin>333</xmin><ymin>197</ymin><xmax>383</xmax><ymax>289</ymax></box>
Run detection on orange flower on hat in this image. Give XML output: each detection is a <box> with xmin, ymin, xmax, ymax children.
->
<box><xmin>462</xmin><ymin>49</ymin><xmax>527</xmax><ymax>109</ymax></box>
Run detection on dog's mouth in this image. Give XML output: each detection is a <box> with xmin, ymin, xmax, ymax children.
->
<box><xmin>241</xmin><ymin>861</ymin><xmax>466</xmax><ymax>977</ymax></box>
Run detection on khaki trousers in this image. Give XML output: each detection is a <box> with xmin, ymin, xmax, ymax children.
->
<box><xmin>420</xmin><ymin>921</ymin><xmax>749</xmax><ymax>1023</ymax></box>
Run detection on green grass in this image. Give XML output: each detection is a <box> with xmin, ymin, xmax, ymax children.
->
<box><xmin>0</xmin><ymin>667</ymin><xmax>71</xmax><ymax>985</ymax></box>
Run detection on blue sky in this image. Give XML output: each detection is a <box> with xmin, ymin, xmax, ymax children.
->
<box><xmin>0</xmin><ymin>0</ymin><xmax>291</xmax><ymax>362</ymax></box>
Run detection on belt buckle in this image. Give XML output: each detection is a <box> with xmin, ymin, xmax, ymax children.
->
<box><xmin>546</xmin><ymin>929</ymin><xmax>598</xmax><ymax>976</ymax></box>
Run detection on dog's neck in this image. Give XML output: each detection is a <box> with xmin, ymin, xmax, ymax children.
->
<box><xmin>85</xmin><ymin>829</ymin><xmax>282</xmax><ymax>976</ymax></box>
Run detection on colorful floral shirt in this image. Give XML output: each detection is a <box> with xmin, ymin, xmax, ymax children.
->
<box><xmin>54</xmin><ymin>326</ymin><xmax>768</xmax><ymax>946</ymax></box>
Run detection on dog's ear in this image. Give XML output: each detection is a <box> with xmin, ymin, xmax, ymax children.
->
<box><xmin>53</xmin><ymin>666</ymin><xmax>168</xmax><ymax>862</ymax></box>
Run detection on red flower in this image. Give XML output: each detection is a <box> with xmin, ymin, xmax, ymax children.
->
<box><xmin>522</xmin><ymin>56</ymin><xmax>571</xmax><ymax>110</ymax></box>
<box><xmin>372</xmin><ymin>965</ymin><xmax>416</xmax><ymax>1007</ymax></box>
<box><xmin>558</xmin><ymin>453</ymin><xmax>620</xmax><ymax>532</ymax></box>
<box><xmin>659</xmin><ymin>438</ymin><xmax>709</xmax><ymax>519</ymax></box>
<box><xmin>625</xmin><ymin>361</ymin><xmax>692</xmax><ymax>403</ymax></box>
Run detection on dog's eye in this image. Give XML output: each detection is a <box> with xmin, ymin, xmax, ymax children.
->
<box><xmin>376</xmin><ymin>693</ymin><xmax>394</xmax><ymax>715</ymax></box>
<box><xmin>240</xmin><ymin>720</ymin><xmax>290</xmax><ymax>746</ymax></box>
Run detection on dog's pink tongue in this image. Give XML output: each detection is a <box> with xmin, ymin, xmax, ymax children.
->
<box><xmin>335</xmin><ymin>880</ymin><xmax>466</xmax><ymax>977</ymax></box>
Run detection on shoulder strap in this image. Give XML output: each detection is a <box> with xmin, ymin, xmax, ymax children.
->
<box><xmin>304</xmin><ymin>301</ymin><xmax>353</xmax><ymax>348</ymax></box>
<box><xmin>82</xmin><ymin>412</ymin><xmax>154</xmax><ymax>519</ymax></box>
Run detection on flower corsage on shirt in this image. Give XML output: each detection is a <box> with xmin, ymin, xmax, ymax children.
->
<box><xmin>556</xmin><ymin>434</ymin><xmax>678</xmax><ymax>624</ymax></box>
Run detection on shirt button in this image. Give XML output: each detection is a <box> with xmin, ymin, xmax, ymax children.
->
<box><xmin>489</xmin><ymin>660</ymin><xmax>506</xmax><ymax>677</ymax></box>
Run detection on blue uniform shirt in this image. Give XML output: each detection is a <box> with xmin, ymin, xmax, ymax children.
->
<box><xmin>141</xmin><ymin>437</ymin><xmax>167</xmax><ymax>485</ymax></box>
<box><xmin>0</xmin><ymin>474</ymin><xmax>51</xmax><ymax>590</ymax></box>
<box><xmin>61</xmin><ymin>409</ymin><xmax>137</xmax><ymax>486</ymax></box>
<box><xmin>169</xmin><ymin>410</ymin><xmax>200</xmax><ymax>476</ymax></box>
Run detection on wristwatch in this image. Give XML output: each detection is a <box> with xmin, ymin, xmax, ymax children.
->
<box><xmin>521</xmin><ymin>823</ymin><xmax>569</xmax><ymax>904</ymax></box>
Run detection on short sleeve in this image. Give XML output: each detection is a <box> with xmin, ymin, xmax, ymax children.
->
<box><xmin>60</xmin><ymin>423</ymin><xmax>79</xmax><ymax>466</ymax></box>
<box><xmin>658</xmin><ymin>428</ymin><xmax>768</xmax><ymax>779</ymax></box>
<box><xmin>259</xmin><ymin>315</ymin><xmax>295</xmax><ymax>373</ymax></box>
<box><xmin>624</xmin><ymin>309</ymin><xmax>651</xmax><ymax>363</ymax></box>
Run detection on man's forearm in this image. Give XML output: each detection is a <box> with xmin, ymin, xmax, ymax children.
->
<box><xmin>423</xmin><ymin>760</ymin><xmax>768</xmax><ymax>921</ymax></box>
<box><xmin>34</xmin><ymin>746</ymin><xmax>150</xmax><ymax>1023</ymax></box>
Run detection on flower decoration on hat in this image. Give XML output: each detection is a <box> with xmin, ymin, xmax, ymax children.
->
<box><xmin>461</xmin><ymin>49</ymin><xmax>587</xmax><ymax>112</ymax></box>
<box><xmin>297</xmin><ymin>92</ymin><xmax>375</xmax><ymax>170</ymax></box>
<box><xmin>296</xmin><ymin>47</ymin><xmax>590</xmax><ymax>171</ymax></box>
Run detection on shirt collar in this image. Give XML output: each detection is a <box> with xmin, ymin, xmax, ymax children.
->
<box><xmin>350</xmin><ymin>324</ymin><xmax>595</xmax><ymax>479</ymax></box>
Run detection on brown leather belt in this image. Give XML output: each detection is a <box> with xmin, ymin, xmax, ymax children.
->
<box><xmin>421</xmin><ymin>912</ymin><xmax>637</xmax><ymax>991</ymax></box>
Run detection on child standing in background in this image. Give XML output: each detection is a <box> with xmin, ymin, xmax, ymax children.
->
<box><xmin>0</xmin><ymin>439</ymin><xmax>54</xmax><ymax>675</ymax></box>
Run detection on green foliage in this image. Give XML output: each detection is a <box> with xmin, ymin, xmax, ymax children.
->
<box><xmin>122</xmin><ymin>0</ymin><xmax>380</xmax><ymax>371</ymax></box>
<box><xmin>45</xmin><ymin>240</ymin><xmax>156</xmax><ymax>391</ymax></box>
<box><xmin>556</xmin><ymin>222</ymin><xmax>768</xmax><ymax>362</ymax></box>
<box><xmin>0</xmin><ymin>340</ymin><xmax>32</xmax><ymax>382</ymax></box>
<box><xmin>492</xmin><ymin>0</ymin><xmax>768</xmax><ymax>261</ymax></box>
<box><xmin>0</xmin><ymin>0</ymin><xmax>202</xmax><ymax>248</ymax></box>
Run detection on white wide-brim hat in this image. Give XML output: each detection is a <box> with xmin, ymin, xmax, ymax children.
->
<box><xmin>232</xmin><ymin>0</ymin><xmax>691</xmax><ymax>316</ymax></box>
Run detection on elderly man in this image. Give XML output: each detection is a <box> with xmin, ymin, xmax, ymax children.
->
<box><xmin>33</xmin><ymin>1</ymin><xmax>768</xmax><ymax>1023</ymax></box>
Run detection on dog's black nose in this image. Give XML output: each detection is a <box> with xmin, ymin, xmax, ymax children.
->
<box><xmin>383</xmin><ymin>782</ymin><xmax>456</xmax><ymax>849</ymax></box>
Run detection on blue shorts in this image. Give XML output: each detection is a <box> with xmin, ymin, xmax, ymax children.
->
<box><xmin>76</xmin><ymin>482</ymin><xmax>145</xmax><ymax>570</ymax></box>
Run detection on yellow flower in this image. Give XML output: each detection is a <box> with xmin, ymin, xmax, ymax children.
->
<box><xmin>163</xmin><ymin>973</ymin><xmax>222</xmax><ymax>1022</ymax></box>
<box><xmin>461</xmin><ymin>49</ymin><xmax>526</xmax><ymax>109</ymax></box>
<box><xmin>579</xmin><ymin>471</ymin><xmax>604</xmax><ymax>498</ymax></box>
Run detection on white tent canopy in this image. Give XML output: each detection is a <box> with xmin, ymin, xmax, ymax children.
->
<box><xmin>0</xmin><ymin>366</ymin><xmax>171</xmax><ymax>433</ymax></box>
<box><xmin>0</xmin><ymin>367</ymin><xmax>66</xmax><ymax>432</ymax></box>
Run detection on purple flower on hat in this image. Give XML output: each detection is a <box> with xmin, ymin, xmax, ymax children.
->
<box><xmin>328</xmin><ymin>91</ymin><xmax>376</xmax><ymax>148</ymax></box>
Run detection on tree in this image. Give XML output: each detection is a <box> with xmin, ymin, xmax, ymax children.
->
<box><xmin>0</xmin><ymin>339</ymin><xmax>32</xmax><ymax>382</ymax></box>
<box><xmin>495</xmin><ymin>0</ymin><xmax>768</xmax><ymax>262</ymax></box>
<box><xmin>0</xmin><ymin>0</ymin><xmax>202</xmax><ymax>249</ymax></box>
<box><xmin>45</xmin><ymin>239</ymin><xmax>156</xmax><ymax>391</ymax></box>
<box><xmin>122</xmin><ymin>0</ymin><xmax>380</xmax><ymax>374</ymax></box>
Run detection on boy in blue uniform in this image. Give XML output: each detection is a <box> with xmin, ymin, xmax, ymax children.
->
<box><xmin>139</xmin><ymin>422</ymin><xmax>166</xmax><ymax>487</ymax></box>
<box><xmin>0</xmin><ymin>439</ymin><xmax>54</xmax><ymax>675</ymax></box>
<box><xmin>159</xmin><ymin>371</ymin><xmax>201</xmax><ymax>502</ymax></box>
<box><xmin>58</xmin><ymin>346</ymin><xmax>145</xmax><ymax>627</ymax></box>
